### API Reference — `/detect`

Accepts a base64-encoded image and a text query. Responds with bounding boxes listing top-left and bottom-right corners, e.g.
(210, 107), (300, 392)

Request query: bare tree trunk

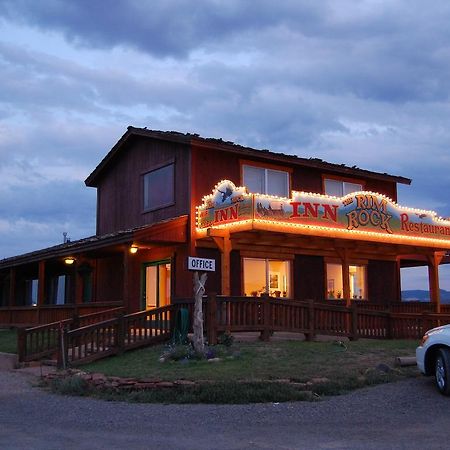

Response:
(193, 272), (207, 354)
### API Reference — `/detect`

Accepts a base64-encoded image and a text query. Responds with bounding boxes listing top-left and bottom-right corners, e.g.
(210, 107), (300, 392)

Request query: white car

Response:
(416, 324), (450, 395)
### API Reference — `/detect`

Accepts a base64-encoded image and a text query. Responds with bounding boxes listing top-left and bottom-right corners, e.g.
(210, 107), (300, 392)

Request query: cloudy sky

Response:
(1, 0), (450, 289)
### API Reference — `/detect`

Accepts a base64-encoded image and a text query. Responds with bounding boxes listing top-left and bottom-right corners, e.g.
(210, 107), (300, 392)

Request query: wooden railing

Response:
(180, 296), (450, 344)
(17, 296), (450, 366)
(61, 305), (172, 366)
(1, 301), (123, 327)
(18, 306), (125, 363)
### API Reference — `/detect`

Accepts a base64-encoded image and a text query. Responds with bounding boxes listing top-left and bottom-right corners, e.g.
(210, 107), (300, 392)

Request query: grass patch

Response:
(0, 328), (17, 353)
(92, 381), (316, 404)
(66, 338), (420, 403)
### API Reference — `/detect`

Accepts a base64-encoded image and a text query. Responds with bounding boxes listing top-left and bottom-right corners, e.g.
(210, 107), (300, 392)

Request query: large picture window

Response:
(243, 165), (289, 197)
(324, 179), (362, 197)
(243, 258), (291, 298)
(143, 163), (175, 211)
(326, 263), (367, 300)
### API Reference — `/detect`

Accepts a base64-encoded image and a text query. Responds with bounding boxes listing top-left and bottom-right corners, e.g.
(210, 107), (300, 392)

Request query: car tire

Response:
(434, 348), (450, 396)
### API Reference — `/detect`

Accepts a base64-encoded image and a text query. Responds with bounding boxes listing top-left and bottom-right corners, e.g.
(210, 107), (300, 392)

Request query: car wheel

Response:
(434, 348), (450, 396)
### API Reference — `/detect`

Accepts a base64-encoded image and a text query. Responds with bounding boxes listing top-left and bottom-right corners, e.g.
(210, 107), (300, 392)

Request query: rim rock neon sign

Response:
(196, 180), (450, 244)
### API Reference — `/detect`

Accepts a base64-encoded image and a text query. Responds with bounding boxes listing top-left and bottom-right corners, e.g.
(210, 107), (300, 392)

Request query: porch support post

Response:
(123, 247), (130, 312)
(8, 268), (16, 307)
(335, 247), (351, 306)
(74, 265), (83, 306)
(427, 252), (444, 313)
(208, 229), (231, 296)
(37, 260), (46, 306)
(37, 260), (46, 323)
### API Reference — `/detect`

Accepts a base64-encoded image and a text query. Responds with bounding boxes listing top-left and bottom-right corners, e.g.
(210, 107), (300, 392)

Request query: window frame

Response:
(322, 174), (365, 197)
(324, 259), (368, 300)
(240, 160), (292, 198)
(142, 160), (175, 213)
(242, 256), (292, 298)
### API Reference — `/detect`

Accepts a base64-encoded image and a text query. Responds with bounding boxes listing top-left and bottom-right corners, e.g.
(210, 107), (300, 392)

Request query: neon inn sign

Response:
(196, 180), (450, 248)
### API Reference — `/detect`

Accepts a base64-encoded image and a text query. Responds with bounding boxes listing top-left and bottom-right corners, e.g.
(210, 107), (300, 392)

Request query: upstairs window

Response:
(143, 163), (175, 212)
(324, 178), (363, 197)
(243, 165), (289, 197)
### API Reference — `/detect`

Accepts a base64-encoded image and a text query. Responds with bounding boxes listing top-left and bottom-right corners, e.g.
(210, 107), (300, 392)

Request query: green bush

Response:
(217, 332), (234, 347)
(50, 376), (90, 396)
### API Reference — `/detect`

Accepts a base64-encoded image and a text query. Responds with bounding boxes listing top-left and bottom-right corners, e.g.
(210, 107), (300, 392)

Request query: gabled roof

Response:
(85, 126), (411, 187)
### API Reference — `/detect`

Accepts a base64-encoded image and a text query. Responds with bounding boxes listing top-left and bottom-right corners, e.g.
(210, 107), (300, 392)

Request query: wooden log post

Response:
(207, 293), (218, 345)
(37, 260), (46, 324)
(17, 327), (26, 363)
(193, 272), (207, 354)
(305, 298), (315, 341)
(57, 324), (69, 369)
(349, 301), (358, 341)
(8, 268), (16, 324)
(427, 252), (444, 314)
(116, 313), (125, 354)
(385, 307), (392, 339)
(260, 293), (271, 342)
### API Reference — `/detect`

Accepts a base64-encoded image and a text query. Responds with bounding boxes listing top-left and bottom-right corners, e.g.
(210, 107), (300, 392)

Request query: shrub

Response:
(217, 332), (234, 347)
(50, 375), (90, 396)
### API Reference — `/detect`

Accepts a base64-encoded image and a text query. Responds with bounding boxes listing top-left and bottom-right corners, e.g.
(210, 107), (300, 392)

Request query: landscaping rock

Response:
(376, 363), (392, 373)
(156, 381), (174, 388)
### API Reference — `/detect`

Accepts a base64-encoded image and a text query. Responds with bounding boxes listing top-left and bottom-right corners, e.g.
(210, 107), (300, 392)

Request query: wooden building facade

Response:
(1, 126), (449, 326)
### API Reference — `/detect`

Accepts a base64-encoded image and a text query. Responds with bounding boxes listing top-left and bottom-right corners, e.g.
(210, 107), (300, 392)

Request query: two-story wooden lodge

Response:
(1, 126), (450, 326)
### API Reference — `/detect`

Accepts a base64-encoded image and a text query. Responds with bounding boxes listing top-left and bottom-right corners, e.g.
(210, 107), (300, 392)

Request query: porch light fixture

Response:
(64, 257), (76, 265)
(129, 245), (138, 254)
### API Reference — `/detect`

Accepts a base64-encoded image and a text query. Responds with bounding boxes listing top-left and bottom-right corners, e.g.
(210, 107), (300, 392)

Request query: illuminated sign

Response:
(196, 180), (252, 228)
(197, 180), (450, 245)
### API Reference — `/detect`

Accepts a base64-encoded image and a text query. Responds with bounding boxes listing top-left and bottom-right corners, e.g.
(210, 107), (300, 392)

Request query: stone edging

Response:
(42, 369), (332, 391)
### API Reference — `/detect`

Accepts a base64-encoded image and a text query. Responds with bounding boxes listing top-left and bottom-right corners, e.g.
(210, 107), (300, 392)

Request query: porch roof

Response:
(0, 215), (188, 269)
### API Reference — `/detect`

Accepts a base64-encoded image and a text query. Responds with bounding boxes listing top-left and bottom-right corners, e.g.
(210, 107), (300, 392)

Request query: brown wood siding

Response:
(294, 255), (325, 300)
(95, 255), (123, 302)
(191, 145), (241, 205)
(364, 179), (397, 202)
(96, 136), (190, 235)
(368, 260), (400, 304)
(230, 250), (241, 296)
(291, 167), (323, 193)
(197, 248), (222, 295)
(192, 145), (397, 201)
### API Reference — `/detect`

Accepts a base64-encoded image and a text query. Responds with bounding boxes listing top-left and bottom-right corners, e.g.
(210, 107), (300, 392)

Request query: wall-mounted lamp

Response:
(64, 257), (76, 265)
(129, 245), (138, 254)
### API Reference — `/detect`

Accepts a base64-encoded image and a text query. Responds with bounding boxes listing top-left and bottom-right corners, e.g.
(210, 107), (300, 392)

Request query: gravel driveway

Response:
(0, 369), (448, 450)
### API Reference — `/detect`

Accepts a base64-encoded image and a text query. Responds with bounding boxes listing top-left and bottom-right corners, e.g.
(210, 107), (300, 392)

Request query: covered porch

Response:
(195, 180), (450, 310)
(0, 216), (188, 327)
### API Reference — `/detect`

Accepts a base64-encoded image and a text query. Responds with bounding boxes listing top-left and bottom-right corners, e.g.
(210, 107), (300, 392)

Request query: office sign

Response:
(188, 257), (216, 272)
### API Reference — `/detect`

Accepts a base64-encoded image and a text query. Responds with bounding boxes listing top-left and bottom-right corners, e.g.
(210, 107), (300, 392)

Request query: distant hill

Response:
(401, 289), (450, 304)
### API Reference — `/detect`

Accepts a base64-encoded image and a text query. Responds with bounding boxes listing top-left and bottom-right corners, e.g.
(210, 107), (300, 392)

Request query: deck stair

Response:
(18, 305), (173, 367)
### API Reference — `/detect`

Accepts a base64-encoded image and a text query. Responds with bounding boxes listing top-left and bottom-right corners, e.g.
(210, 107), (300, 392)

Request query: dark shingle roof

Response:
(85, 126), (411, 187)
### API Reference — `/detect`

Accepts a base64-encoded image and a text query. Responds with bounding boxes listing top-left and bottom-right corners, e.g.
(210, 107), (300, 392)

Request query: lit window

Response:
(243, 165), (289, 197)
(243, 258), (291, 298)
(326, 263), (367, 300)
(143, 163), (175, 211)
(144, 261), (171, 309)
(326, 263), (343, 299)
(349, 265), (366, 299)
(324, 179), (362, 197)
